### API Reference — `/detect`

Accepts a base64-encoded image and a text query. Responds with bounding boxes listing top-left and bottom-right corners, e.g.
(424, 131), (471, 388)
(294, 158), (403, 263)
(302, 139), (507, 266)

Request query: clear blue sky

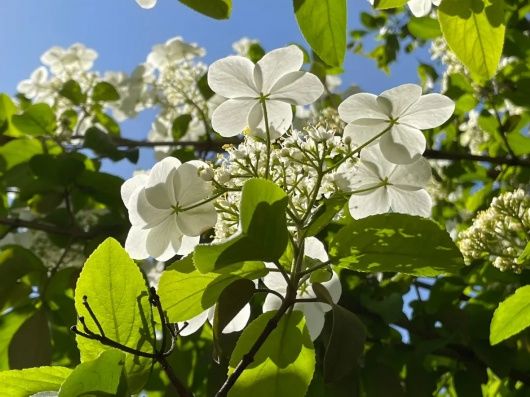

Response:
(0, 0), (430, 177)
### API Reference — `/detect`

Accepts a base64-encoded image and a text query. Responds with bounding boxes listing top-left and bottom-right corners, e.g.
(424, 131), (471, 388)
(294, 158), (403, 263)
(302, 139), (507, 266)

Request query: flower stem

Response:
(260, 99), (272, 180)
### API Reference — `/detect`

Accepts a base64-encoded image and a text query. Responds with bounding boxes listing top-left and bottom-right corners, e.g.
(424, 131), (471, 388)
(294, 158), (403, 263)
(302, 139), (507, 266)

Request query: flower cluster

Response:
(458, 189), (530, 272)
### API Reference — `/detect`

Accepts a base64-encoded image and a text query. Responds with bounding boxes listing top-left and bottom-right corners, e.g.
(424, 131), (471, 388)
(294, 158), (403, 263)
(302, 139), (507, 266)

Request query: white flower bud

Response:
(216, 170), (231, 184)
(199, 166), (215, 181)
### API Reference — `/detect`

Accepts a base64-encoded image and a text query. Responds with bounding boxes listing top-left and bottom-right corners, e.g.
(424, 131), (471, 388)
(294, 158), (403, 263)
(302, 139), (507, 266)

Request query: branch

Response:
(423, 149), (530, 167)
(0, 217), (93, 238)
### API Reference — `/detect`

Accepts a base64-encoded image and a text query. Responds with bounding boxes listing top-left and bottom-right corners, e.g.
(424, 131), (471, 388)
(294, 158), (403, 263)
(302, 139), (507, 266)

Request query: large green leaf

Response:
(490, 285), (530, 345)
(92, 82), (120, 102)
(330, 214), (464, 276)
(293, 0), (346, 67)
(74, 238), (155, 393)
(194, 178), (288, 273)
(0, 138), (44, 171)
(59, 349), (127, 396)
(438, 0), (506, 82)
(407, 17), (442, 40)
(0, 366), (72, 397)
(228, 311), (315, 397)
(158, 256), (265, 323)
(0, 305), (36, 370)
(179, 0), (232, 19)
(11, 103), (56, 136)
(9, 309), (52, 369)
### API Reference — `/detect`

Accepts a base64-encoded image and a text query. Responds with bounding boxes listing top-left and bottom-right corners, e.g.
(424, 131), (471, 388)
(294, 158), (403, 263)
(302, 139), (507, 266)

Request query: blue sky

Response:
(0, 0), (430, 174)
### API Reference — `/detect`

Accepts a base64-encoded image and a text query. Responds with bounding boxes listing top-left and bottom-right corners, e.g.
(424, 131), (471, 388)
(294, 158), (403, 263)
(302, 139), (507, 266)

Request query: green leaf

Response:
(59, 80), (86, 105)
(517, 242), (530, 265)
(490, 285), (530, 345)
(172, 114), (192, 140)
(84, 127), (138, 163)
(11, 103), (56, 136)
(0, 305), (36, 370)
(75, 170), (124, 208)
(179, 0), (232, 19)
(9, 309), (52, 369)
(92, 82), (120, 102)
(30, 154), (85, 186)
(74, 238), (155, 393)
(330, 213), (464, 276)
(93, 107), (120, 136)
(59, 350), (127, 397)
(228, 311), (315, 397)
(305, 194), (347, 237)
(158, 256), (265, 323)
(293, 0), (346, 67)
(212, 278), (255, 361)
(0, 245), (46, 311)
(373, 0), (407, 9)
(0, 93), (22, 137)
(0, 366), (72, 397)
(407, 17), (442, 39)
(438, 0), (506, 82)
(0, 138), (43, 171)
(194, 178), (288, 273)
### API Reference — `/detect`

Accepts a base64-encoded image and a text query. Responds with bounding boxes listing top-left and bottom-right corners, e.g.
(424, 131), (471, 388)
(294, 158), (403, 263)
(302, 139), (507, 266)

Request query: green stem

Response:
(260, 99), (272, 180)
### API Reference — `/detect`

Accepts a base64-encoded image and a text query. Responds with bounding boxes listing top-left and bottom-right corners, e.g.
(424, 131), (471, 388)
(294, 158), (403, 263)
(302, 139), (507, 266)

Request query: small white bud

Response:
(216, 170), (231, 184)
(199, 166), (215, 181)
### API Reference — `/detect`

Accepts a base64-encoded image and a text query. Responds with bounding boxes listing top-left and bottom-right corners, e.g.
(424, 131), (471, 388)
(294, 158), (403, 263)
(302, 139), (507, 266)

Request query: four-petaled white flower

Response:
(343, 146), (432, 219)
(121, 157), (217, 261)
(17, 67), (53, 104)
(136, 0), (157, 9)
(147, 37), (205, 70)
(263, 237), (342, 341)
(41, 43), (98, 78)
(208, 45), (324, 138)
(367, 0), (440, 17)
(338, 83), (454, 164)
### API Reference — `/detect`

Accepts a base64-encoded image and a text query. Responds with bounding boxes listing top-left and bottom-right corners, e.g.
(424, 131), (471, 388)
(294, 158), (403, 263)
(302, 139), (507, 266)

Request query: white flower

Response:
(338, 84), (454, 164)
(208, 45), (324, 138)
(263, 237), (341, 340)
(17, 67), (54, 103)
(343, 146), (432, 219)
(121, 157), (217, 261)
(232, 37), (259, 57)
(178, 304), (251, 336)
(366, 0), (440, 17)
(147, 37), (205, 70)
(41, 44), (97, 77)
(136, 0), (157, 9)
(407, 0), (441, 17)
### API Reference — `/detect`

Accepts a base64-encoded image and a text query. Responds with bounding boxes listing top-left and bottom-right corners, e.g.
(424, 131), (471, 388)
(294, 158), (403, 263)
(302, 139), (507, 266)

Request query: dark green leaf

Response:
(373, 0), (407, 9)
(59, 80), (86, 105)
(84, 127), (138, 163)
(172, 114), (192, 140)
(92, 81), (120, 102)
(407, 17), (442, 39)
(30, 154), (85, 186)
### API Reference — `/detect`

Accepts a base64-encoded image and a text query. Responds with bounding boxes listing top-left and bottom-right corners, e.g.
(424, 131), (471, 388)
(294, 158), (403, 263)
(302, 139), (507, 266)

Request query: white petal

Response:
(343, 119), (390, 147)
(248, 99), (292, 138)
(130, 188), (171, 226)
(297, 305), (325, 341)
(390, 157), (432, 189)
(255, 45), (303, 93)
(146, 216), (180, 261)
(263, 293), (283, 312)
(268, 71), (324, 105)
(211, 99), (257, 137)
(432, 0), (441, 5)
(360, 145), (397, 178)
(407, 0), (432, 17)
(262, 271), (288, 293)
(399, 93), (455, 129)
(208, 56), (258, 98)
(121, 173), (148, 208)
(178, 235), (200, 256)
(348, 188), (391, 219)
(388, 188), (432, 217)
(379, 124), (426, 164)
(136, 0), (157, 9)
(304, 237), (329, 262)
(320, 271), (342, 304)
(145, 157), (181, 208)
(174, 162), (212, 207)
(179, 310), (209, 336)
(379, 84), (422, 118)
(176, 202), (217, 236)
(125, 226), (150, 259)
(210, 304), (251, 334)
(338, 93), (387, 123)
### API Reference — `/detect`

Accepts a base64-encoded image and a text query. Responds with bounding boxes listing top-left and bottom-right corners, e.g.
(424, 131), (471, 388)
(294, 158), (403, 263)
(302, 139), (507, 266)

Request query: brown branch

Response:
(423, 149), (530, 167)
(0, 218), (92, 238)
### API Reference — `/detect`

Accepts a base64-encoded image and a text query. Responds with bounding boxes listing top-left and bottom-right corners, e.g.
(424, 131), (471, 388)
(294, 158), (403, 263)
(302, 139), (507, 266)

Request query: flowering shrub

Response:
(1, 0), (530, 395)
